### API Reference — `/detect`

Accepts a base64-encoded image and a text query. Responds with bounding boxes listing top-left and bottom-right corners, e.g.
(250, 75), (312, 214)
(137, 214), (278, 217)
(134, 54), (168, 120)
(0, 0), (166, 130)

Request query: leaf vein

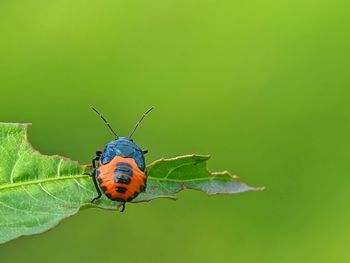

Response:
(38, 183), (67, 203)
(21, 186), (41, 202)
(163, 162), (195, 179)
(73, 179), (94, 194)
(57, 159), (63, 177)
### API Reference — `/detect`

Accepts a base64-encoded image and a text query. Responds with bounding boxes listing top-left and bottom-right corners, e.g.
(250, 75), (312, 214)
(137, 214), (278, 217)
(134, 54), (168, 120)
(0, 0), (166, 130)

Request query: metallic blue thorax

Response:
(100, 137), (146, 171)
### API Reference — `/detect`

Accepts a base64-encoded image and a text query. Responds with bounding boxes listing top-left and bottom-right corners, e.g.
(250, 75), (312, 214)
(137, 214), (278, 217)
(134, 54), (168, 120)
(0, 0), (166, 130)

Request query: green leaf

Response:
(133, 155), (260, 202)
(0, 123), (262, 244)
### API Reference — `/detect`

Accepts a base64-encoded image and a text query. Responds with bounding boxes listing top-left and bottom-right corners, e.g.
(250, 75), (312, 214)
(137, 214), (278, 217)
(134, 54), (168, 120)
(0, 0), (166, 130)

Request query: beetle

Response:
(90, 106), (153, 212)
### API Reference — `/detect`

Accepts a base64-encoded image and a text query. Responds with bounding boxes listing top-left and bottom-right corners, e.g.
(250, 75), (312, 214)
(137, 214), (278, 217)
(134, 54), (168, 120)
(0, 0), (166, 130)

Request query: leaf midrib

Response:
(0, 173), (231, 191)
(147, 174), (229, 182)
(0, 174), (89, 191)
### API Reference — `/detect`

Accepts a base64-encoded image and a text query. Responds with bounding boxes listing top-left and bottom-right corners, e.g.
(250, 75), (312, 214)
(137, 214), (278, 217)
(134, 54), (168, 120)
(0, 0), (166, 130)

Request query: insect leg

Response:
(117, 202), (126, 212)
(91, 152), (102, 203)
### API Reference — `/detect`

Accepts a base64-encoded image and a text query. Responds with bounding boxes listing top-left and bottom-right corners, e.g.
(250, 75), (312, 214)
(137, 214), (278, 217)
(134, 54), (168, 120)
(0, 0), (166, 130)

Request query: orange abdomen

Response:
(96, 156), (147, 202)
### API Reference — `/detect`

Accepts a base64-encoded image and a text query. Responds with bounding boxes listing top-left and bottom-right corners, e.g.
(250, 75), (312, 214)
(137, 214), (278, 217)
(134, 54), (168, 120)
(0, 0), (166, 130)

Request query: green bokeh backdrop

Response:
(0, 0), (349, 262)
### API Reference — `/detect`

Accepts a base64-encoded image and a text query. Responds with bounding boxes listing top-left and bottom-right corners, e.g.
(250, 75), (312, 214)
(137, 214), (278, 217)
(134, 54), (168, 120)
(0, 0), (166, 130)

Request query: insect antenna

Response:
(128, 107), (154, 138)
(90, 106), (118, 138)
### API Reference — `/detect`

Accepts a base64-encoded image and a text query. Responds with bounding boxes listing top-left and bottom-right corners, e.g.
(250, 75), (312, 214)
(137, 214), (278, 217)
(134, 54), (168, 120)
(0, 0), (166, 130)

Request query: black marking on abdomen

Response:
(115, 167), (133, 176)
(116, 187), (127, 193)
(116, 162), (132, 168)
(114, 175), (131, 184)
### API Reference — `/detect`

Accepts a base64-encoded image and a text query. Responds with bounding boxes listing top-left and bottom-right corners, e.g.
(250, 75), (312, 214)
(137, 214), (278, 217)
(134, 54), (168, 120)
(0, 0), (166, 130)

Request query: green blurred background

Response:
(0, 0), (349, 262)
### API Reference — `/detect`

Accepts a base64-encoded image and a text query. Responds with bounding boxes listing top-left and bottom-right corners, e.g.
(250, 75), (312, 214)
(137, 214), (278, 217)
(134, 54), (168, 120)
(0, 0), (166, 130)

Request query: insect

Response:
(90, 106), (153, 212)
